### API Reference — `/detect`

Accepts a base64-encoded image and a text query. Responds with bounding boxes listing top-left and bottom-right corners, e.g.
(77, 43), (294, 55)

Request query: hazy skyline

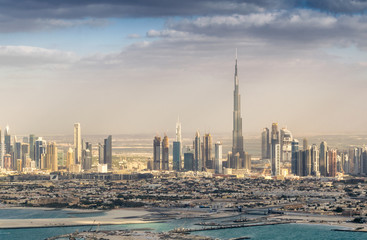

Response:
(1, 0), (367, 136)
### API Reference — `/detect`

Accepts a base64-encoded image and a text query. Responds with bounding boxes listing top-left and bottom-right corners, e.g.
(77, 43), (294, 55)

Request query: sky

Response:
(1, 0), (367, 136)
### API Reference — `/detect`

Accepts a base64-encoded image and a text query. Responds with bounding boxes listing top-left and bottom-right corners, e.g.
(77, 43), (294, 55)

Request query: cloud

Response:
(0, 1), (366, 33)
(127, 34), (141, 39)
(0, 45), (78, 67)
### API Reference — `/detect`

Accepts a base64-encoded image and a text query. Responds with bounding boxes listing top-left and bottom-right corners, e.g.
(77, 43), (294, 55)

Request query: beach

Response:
(0, 207), (150, 229)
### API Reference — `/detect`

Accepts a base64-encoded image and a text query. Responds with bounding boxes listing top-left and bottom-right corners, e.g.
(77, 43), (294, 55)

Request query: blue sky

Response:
(0, 17), (166, 55)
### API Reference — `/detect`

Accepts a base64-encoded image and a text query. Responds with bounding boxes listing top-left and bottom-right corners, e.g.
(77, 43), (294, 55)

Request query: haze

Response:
(0, 0), (367, 136)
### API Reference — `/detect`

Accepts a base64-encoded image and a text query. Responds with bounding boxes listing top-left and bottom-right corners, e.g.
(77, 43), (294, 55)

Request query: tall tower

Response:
(162, 134), (169, 170)
(261, 128), (270, 160)
(232, 51), (246, 163)
(215, 142), (223, 174)
(46, 142), (58, 171)
(104, 135), (112, 169)
(74, 123), (82, 165)
(173, 117), (182, 171)
(271, 123), (280, 175)
(202, 133), (212, 169)
(153, 135), (161, 170)
(194, 130), (201, 171)
(4, 125), (11, 155)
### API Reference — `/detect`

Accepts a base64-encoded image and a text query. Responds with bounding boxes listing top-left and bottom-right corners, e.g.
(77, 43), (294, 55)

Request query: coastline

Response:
(0, 207), (152, 229)
(271, 214), (367, 232)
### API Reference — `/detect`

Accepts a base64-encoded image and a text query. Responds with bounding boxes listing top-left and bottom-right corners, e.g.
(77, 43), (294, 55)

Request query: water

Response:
(0, 209), (366, 240)
(0, 208), (105, 219)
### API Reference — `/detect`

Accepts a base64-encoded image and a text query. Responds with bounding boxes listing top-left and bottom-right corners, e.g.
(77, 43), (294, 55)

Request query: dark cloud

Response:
(0, 0), (366, 32)
(303, 0), (367, 14)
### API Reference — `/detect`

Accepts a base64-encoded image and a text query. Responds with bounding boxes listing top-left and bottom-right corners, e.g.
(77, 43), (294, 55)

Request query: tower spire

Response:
(235, 49), (238, 86)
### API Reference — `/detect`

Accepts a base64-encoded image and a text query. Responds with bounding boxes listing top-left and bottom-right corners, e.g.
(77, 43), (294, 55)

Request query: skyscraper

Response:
(0, 128), (3, 168)
(35, 137), (46, 169)
(98, 143), (104, 164)
(161, 134), (169, 170)
(311, 144), (319, 176)
(202, 133), (212, 169)
(176, 117), (182, 157)
(194, 131), (201, 171)
(280, 128), (293, 163)
(232, 52), (246, 166)
(83, 142), (92, 170)
(173, 118), (182, 171)
(303, 138), (308, 151)
(4, 125), (11, 154)
(271, 123), (280, 175)
(328, 149), (337, 177)
(319, 141), (328, 176)
(153, 136), (161, 170)
(66, 147), (74, 170)
(291, 139), (299, 175)
(261, 128), (270, 160)
(46, 142), (58, 171)
(173, 141), (181, 171)
(74, 123), (82, 165)
(215, 142), (223, 174)
(104, 135), (112, 169)
(29, 134), (36, 161)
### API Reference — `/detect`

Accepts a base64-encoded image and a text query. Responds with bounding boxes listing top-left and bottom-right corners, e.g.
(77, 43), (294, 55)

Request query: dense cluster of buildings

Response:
(262, 123), (367, 178)
(148, 55), (251, 174)
(1, 175), (366, 216)
(0, 123), (112, 174)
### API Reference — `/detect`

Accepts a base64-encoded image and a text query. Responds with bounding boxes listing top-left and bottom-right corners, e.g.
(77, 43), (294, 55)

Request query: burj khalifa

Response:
(232, 52), (246, 161)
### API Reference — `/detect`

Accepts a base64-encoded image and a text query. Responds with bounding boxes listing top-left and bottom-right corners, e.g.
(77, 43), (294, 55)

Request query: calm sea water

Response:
(0, 209), (366, 240)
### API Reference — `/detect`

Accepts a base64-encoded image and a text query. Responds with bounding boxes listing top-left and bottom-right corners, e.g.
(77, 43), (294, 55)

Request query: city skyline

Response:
(0, 1), (367, 135)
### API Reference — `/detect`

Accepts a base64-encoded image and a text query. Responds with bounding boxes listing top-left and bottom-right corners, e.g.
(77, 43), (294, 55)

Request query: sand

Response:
(0, 208), (151, 229)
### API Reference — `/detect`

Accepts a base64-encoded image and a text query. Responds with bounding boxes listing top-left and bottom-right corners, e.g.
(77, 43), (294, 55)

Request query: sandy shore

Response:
(271, 214), (367, 232)
(0, 208), (151, 229)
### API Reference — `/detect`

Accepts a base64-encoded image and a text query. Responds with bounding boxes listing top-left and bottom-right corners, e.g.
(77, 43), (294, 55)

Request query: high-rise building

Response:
(184, 151), (194, 171)
(4, 125), (11, 154)
(202, 133), (212, 169)
(46, 142), (58, 171)
(215, 142), (223, 174)
(271, 123), (280, 175)
(161, 134), (169, 170)
(29, 134), (36, 161)
(153, 136), (161, 170)
(173, 141), (181, 171)
(304, 148), (312, 176)
(104, 135), (112, 169)
(362, 150), (367, 175)
(261, 128), (270, 160)
(352, 147), (362, 175)
(311, 144), (319, 176)
(319, 141), (328, 176)
(303, 138), (308, 151)
(291, 139), (299, 175)
(83, 142), (92, 170)
(98, 143), (104, 164)
(176, 117), (182, 158)
(0, 128), (3, 168)
(280, 128), (293, 163)
(66, 147), (74, 170)
(328, 149), (337, 177)
(35, 137), (46, 169)
(194, 131), (201, 171)
(232, 52), (246, 168)
(74, 123), (82, 165)
(273, 143), (281, 176)
(14, 140), (22, 162)
(21, 143), (29, 168)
